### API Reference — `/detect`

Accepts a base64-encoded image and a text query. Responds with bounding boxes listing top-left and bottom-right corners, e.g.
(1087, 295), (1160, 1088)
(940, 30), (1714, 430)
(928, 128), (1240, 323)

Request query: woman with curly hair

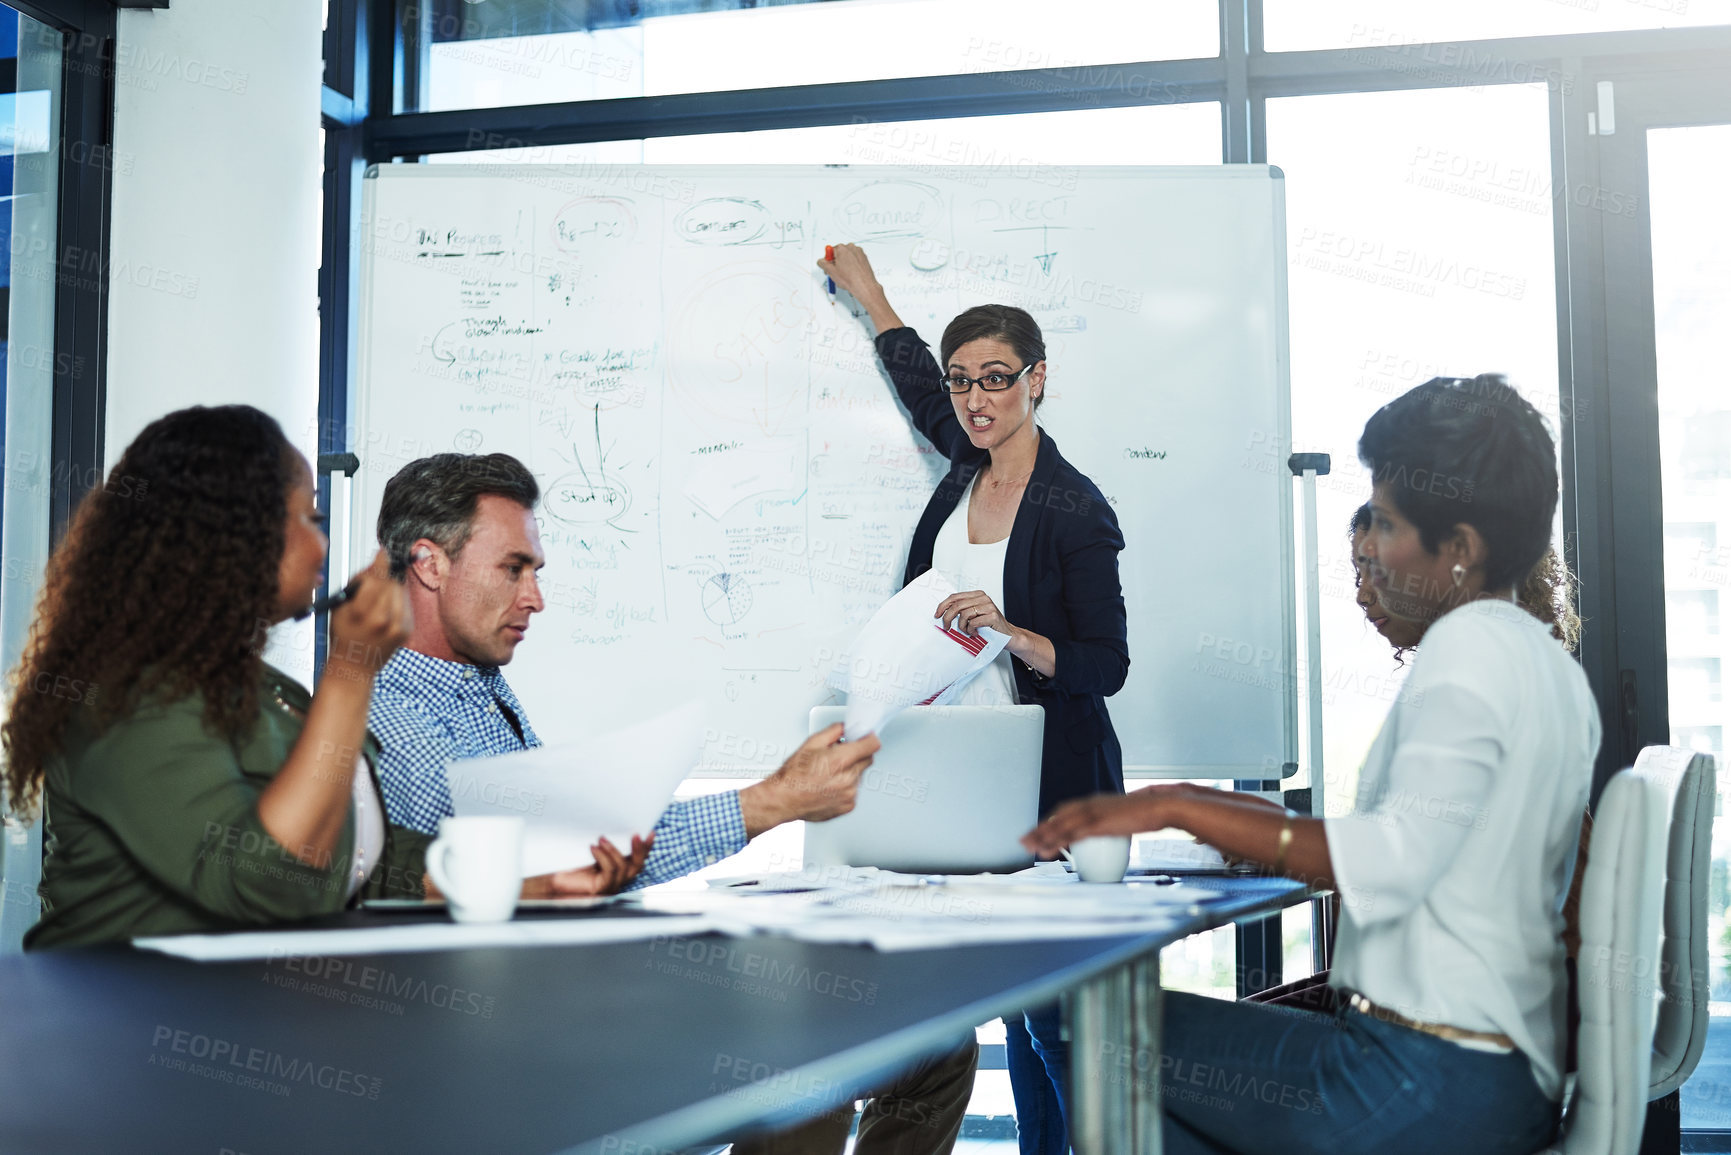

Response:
(9, 405), (646, 949)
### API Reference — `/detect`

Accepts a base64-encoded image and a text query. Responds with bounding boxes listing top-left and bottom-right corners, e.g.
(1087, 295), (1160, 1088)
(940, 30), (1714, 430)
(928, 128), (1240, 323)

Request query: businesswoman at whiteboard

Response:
(820, 244), (1130, 1155)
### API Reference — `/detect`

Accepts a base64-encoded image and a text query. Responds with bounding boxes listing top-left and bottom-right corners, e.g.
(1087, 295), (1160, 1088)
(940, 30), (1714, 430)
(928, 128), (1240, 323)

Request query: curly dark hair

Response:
(1520, 546), (1582, 653)
(3, 405), (297, 817)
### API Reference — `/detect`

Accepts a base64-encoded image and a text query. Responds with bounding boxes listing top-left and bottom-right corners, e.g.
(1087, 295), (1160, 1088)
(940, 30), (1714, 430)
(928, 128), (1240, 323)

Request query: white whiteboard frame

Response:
(351, 163), (1299, 782)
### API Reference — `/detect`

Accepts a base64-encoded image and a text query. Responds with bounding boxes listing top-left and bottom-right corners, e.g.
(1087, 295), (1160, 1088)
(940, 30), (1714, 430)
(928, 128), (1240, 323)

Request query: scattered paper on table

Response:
(1134, 839), (1233, 873)
(363, 896), (621, 912)
(133, 914), (717, 963)
(447, 702), (704, 875)
(706, 864), (888, 893)
(654, 866), (1219, 951)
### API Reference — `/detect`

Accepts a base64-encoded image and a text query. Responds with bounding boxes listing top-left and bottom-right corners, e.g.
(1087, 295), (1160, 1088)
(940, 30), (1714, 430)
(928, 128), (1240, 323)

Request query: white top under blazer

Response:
(929, 474), (1018, 706)
(1326, 596), (1599, 1101)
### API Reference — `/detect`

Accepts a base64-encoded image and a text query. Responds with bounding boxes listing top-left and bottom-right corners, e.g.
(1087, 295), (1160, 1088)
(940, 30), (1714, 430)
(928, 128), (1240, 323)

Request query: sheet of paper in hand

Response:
(830, 568), (1010, 740)
(446, 702), (704, 875)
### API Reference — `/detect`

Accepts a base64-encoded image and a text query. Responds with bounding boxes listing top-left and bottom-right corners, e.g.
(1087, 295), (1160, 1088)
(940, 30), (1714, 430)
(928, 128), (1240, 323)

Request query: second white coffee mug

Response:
(1061, 835), (1132, 884)
(426, 815), (525, 923)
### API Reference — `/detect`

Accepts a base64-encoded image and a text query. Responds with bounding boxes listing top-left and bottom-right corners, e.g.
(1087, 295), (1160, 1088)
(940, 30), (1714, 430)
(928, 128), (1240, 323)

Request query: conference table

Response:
(0, 876), (1310, 1155)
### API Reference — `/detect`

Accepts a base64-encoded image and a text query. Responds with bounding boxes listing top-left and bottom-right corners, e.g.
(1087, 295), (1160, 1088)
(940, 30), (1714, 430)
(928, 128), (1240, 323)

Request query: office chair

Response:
(1636, 746), (1717, 1102)
(1543, 761), (1673, 1154)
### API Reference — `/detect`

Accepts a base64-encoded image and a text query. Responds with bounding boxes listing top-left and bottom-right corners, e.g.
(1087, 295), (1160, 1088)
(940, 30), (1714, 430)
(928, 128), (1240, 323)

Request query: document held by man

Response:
(446, 702), (705, 875)
(831, 568), (1010, 739)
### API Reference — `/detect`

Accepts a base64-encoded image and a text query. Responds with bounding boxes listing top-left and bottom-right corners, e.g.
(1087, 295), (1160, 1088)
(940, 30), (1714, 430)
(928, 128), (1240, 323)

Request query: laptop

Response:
(803, 705), (1045, 874)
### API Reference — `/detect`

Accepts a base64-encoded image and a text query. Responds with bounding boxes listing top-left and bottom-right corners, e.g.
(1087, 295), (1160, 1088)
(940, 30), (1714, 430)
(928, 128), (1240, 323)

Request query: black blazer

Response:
(876, 327), (1129, 817)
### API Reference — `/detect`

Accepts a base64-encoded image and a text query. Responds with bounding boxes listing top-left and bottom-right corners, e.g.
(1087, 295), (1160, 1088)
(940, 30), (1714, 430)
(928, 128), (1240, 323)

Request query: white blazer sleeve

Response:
(1326, 680), (1505, 927)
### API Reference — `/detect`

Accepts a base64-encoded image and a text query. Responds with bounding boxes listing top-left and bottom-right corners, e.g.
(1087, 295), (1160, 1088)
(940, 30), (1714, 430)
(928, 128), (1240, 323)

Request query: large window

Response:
(426, 0), (1220, 110)
(1268, 82), (1560, 812)
(1264, 0), (1731, 50)
(429, 102), (1223, 167)
(1649, 123), (1731, 1133)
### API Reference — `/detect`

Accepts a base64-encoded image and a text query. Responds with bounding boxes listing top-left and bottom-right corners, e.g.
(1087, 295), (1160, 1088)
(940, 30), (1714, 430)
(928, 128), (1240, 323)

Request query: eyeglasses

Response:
(941, 364), (1032, 395)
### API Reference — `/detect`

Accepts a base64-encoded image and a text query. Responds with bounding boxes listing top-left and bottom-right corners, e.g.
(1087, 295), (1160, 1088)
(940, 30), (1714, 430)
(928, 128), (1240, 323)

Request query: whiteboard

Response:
(354, 164), (1295, 778)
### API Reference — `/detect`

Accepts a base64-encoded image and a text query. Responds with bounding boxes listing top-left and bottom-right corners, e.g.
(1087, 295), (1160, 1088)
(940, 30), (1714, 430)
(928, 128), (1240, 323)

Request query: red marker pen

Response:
(824, 245), (836, 297)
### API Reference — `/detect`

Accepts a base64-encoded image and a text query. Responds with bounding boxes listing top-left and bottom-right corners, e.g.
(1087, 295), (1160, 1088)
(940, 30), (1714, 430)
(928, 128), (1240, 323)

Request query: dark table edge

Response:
(2, 882), (1312, 1154)
(552, 882), (1314, 1155)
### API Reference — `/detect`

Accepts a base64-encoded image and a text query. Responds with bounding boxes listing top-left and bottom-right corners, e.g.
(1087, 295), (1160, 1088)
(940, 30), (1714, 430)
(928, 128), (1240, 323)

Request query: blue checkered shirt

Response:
(368, 648), (746, 888)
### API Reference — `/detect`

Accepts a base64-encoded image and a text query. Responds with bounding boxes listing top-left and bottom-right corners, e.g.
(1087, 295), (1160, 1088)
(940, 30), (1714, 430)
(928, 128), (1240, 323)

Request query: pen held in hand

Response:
(294, 579), (359, 621)
(295, 548), (428, 621)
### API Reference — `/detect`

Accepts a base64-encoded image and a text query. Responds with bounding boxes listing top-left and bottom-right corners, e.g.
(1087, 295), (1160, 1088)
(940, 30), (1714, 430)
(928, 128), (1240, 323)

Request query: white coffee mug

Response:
(1061, 835), (1132, 884)
(426, 816), (525, 923)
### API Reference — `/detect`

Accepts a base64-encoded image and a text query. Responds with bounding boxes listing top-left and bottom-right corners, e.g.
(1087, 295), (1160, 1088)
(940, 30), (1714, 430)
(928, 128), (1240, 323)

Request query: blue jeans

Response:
(1159, 992), (1558, 1155)
(1005, 1002), (1071, 1155)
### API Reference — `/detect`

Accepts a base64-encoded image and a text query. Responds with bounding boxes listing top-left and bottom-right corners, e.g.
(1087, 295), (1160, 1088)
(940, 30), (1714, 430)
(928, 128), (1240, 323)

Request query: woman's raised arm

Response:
(819, 244), (969, 459)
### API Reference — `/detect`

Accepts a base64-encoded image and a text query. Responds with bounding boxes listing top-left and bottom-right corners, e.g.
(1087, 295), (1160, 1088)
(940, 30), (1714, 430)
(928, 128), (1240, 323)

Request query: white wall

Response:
(105, 0), (325, 677)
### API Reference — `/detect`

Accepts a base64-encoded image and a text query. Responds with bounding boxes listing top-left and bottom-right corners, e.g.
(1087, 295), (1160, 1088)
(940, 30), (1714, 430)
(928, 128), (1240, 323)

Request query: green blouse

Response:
(26, 664), (430, 950)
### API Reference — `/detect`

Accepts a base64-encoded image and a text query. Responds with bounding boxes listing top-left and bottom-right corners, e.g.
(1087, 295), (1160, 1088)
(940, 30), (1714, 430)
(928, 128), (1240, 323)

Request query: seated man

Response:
(367, 452), (873, 886)
(368, 453), (975, 1155)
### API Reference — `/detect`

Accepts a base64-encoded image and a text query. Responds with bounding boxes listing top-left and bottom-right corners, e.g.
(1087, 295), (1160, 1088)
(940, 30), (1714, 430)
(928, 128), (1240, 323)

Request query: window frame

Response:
(11, 0), (117, 536)
(0, 0), (125, 956)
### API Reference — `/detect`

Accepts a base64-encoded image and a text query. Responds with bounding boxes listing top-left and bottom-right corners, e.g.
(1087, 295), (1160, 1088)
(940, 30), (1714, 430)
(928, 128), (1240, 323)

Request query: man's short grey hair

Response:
(377, 453), (540, 579)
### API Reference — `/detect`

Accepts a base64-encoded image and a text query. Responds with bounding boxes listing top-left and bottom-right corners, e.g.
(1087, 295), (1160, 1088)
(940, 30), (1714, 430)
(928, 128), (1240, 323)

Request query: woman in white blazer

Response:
(1025, 375), (1598, 1155)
